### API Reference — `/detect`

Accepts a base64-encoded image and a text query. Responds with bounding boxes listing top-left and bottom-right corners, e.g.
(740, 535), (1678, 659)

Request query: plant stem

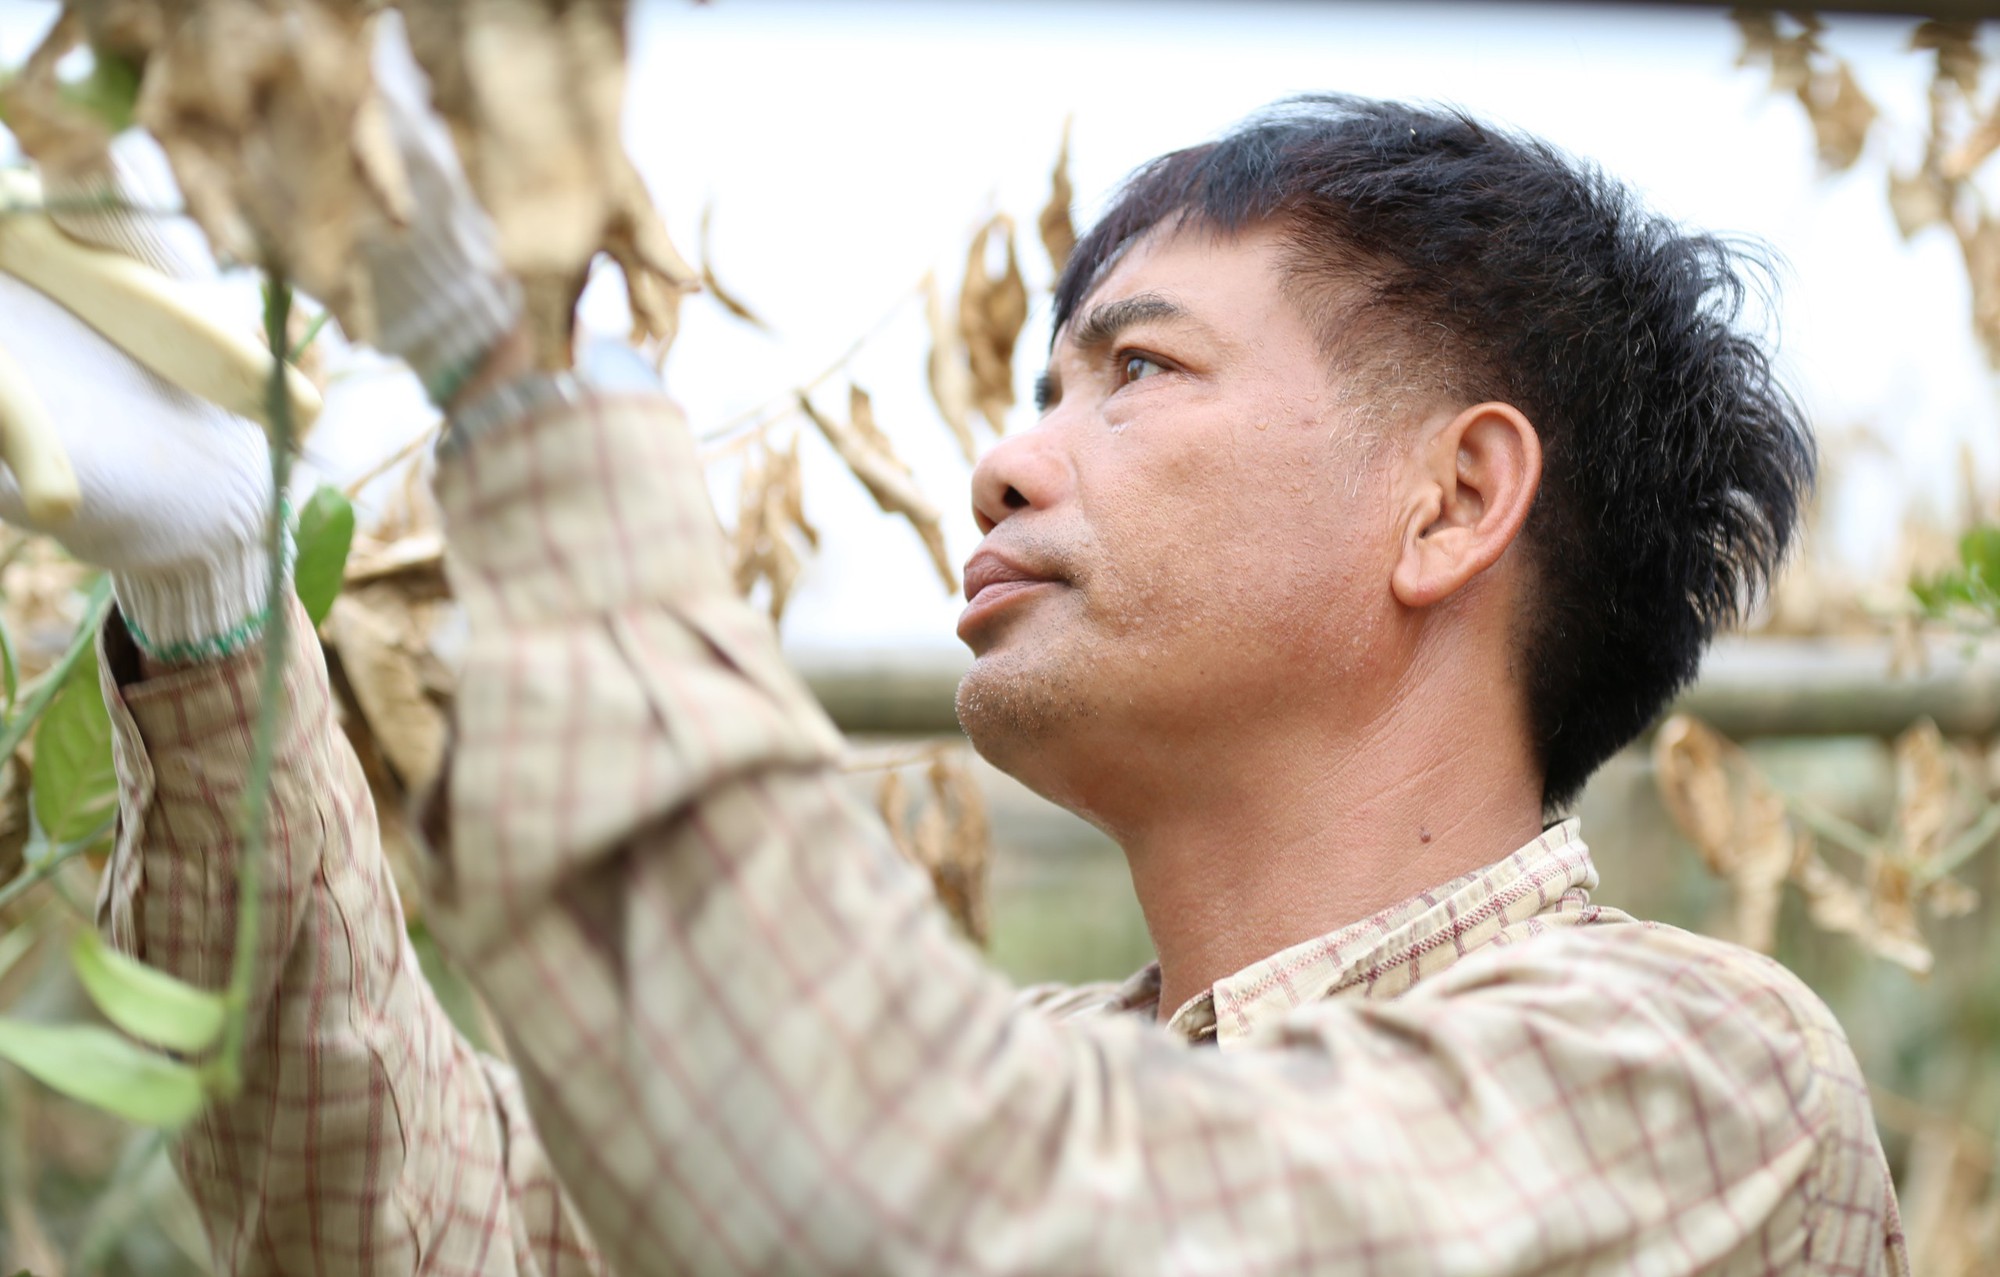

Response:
(1781, 791), (1881, 862)
(212, 274), (295, 1100)
(0, 824), (106, 914)
(0, 576), (113, 764)
(1925, 800), (2000, 883)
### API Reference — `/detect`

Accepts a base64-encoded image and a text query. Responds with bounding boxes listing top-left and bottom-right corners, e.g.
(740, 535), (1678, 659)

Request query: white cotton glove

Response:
(358, 11), (520, 405)
(0, 146), (279, 665)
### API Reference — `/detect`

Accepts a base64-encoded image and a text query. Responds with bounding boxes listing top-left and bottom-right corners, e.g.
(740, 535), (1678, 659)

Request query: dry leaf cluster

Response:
(869, 744), (992, 946)
(957, 213), (1030, 436)
(730, 433), (816, 623)
(321, 477), (453, 918)
(5, 0), (698, 372)
(1654, 713), (1983, 974)
(1736, 11), (1879, 171)
(799, 385), (957, 596)
(1739, 16), (2000, 367)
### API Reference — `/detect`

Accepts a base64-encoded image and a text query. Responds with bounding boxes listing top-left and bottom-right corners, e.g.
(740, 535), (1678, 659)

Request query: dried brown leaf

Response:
(1797, 63), (1877, 172)
(730, 434), (813, 623)
(1892, 719), (1954, 866)
(925, 751), (991, 946)
(960, 213), (1028, 434)
(873, 749), (990, 945)
(0, 9), (113, 180)
(925, 270), (977, 463)
(1957, 212), (2000, 367)
(1889, 166), (1954, 239)
(1795, 850), (1935, 974)
(324, 584), (448, 795)
(1653, 715), (1737, 872)
(1038, 116), (1077, 277)
(1911, 19), (1983, 100)
(698, 204), (769, 331)
(876, 768), (917, 863)
(1734, 9), (1817, 94)
(1926, 874), (1979, 918)
(800, 386), (957, 594)
(1942, 110), (2000, 182)
(393, 0), (698, 366)
(136, 1), (384, 306)
(1653, 714), (1794, 952)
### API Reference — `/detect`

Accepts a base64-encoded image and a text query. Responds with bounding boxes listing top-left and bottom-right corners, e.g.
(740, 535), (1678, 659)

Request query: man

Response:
(0, 20), (1903, 1274)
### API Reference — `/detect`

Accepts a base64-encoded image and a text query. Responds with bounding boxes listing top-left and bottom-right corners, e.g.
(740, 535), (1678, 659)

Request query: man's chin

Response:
(953, 646), (1096, 782)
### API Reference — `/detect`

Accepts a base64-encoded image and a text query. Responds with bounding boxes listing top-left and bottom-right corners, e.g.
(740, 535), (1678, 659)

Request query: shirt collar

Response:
(1143, 819), (1598, 1047)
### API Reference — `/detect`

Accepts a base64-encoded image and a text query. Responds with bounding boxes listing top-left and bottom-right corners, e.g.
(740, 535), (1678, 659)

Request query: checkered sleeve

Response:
(427, 394), (1906, 1275)
(93, 603), (605, 1276)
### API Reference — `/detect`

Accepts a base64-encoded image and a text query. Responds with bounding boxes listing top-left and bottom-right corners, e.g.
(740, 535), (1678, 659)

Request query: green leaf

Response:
(0, 616), (18, 713)
(292, 484), (355, 628)
(0, 1018), (205, 1126)
(0, 578), (113, 765)
(0, 924), (36, 986)
(288, 310), (331, 364)
(70, 932), (226, 1054)
(57, 51), (142, 133)
(30, 643), (116, 848)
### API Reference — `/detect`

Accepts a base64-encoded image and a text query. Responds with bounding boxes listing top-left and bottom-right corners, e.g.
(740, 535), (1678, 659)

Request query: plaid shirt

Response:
(94, 391), (1908, 1275)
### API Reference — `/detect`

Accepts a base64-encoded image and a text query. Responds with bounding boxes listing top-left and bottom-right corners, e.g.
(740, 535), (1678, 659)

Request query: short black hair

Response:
(1055, 95), (1813, 810)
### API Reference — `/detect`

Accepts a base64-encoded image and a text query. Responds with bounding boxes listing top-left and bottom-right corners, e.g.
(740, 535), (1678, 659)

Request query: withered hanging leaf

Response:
(960, 214), (1029, 435)
(1797, 63), (1877, 172)
(1891, 719), (1954, 866)
(1955, 213), (2000, 367)
(698, 204), (769, 331)
(1910, 19), (1983, 100)
(924, 270), (977, 463)
(1652, 715), (1793, 952)
(1794, 848), (1935, 974)
(730, 433), (815, 623)
(1942, 110), (2000, 182)
(0, 10), (114, 181)
(135, 1), (387, 306)
(800, 386), (957, 594)
(922, 751), (991, 946)
(1653, 715), (1737, 871)
(392, 0), (699, 368)
(1038, 116), (1077, 277)
(1889, 166), (1953, 239)
(324, 584), (448, 796)
(873, 749), (991, 946)
(1734, 9), (1818, 94)
(1731, 8), (1782, 71)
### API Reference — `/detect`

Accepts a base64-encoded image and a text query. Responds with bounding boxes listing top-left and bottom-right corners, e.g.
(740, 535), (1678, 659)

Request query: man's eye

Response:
(1121, 354), (1166, 385)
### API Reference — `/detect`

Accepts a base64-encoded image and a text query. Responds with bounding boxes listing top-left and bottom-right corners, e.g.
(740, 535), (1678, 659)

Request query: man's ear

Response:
(1391, 401), (1542, 609)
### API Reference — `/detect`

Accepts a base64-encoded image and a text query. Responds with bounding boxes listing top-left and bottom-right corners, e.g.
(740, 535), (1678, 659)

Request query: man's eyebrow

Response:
(1065, 292), (1195, 351)
(1039, 292), (1200, 411)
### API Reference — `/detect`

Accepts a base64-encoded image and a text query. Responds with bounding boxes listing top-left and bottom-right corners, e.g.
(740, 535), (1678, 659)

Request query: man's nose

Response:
(969, 425), (1072, 534)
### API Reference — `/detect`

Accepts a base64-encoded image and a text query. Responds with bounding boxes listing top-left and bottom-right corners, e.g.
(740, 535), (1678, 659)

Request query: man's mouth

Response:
(958, 548), (1063, 637)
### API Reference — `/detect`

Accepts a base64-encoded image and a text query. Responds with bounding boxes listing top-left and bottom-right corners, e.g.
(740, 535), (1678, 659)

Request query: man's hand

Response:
(0, 151), (278, 666)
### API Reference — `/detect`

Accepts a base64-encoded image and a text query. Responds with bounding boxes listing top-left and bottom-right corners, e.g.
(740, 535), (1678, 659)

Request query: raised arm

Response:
(0, 147), (603, 1274)
(97, 602), (601, 1276)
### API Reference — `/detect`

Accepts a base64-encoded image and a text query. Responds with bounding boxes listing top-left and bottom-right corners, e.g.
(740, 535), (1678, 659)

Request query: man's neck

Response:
(1110, 663), (1545, 1022)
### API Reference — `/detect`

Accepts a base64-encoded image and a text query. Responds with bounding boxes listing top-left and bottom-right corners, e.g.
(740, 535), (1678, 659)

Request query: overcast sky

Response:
(2, 2), (1988, 655)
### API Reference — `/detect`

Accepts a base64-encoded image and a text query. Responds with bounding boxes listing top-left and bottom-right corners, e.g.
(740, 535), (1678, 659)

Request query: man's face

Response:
(954, 220), (1410, 824)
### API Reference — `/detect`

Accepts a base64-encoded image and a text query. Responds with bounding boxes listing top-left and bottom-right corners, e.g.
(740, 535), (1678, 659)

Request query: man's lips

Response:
(962, 549), (1062, 604)
(958, 549), (1064, 637)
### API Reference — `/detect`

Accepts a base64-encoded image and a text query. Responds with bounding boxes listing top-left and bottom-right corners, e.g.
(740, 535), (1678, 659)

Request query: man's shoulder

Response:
(1438, 914), (1874, 1130)
(1457, 912), (1852, 1040)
